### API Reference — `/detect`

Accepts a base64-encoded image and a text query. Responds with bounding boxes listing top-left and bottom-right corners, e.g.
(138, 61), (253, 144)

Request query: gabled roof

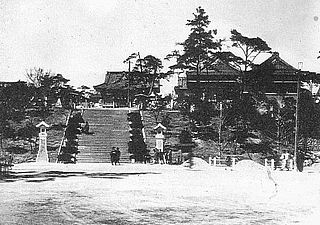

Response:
(249, 52), (320, 92)
(94, 71), (128, 90)
(94, 71), (155, 91)
(256, 52), (297, 73)
(154, 123), (167, 131)
(187, 57), (240, 76)
(104, 71), (127, 84)
(36, 121), (50, 128)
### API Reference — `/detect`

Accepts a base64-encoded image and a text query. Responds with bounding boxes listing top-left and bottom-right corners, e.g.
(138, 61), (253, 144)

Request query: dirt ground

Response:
(1, 162), (320, 225)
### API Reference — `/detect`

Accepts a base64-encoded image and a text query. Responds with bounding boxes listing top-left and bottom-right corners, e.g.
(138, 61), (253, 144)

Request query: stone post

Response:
(232, 158), (236, 167)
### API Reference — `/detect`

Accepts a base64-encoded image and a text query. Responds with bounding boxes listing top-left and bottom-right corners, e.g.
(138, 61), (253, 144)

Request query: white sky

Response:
(1, 0), (320, 88)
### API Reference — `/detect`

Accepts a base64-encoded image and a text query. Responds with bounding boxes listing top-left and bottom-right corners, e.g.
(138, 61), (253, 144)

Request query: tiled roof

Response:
(94, 71), (128, 90)
(187, 58), (240, 77)
(94, 71), (154, 91)
(258, 52), (297, 71)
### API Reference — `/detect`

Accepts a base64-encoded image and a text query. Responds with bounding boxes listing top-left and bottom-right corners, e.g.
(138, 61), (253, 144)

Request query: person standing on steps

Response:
(110, 147), (117, 165)
(82, 121), (90, 134)
(115, 147), (121, 165)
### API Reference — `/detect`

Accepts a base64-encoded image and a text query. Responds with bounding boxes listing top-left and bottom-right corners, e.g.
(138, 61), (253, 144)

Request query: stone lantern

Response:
(36, 121), (50, 163)
(154, 123), (166, 152)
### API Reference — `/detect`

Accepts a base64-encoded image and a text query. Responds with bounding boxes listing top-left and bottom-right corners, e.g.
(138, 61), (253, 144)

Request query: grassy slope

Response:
(3, 108), (70, 163)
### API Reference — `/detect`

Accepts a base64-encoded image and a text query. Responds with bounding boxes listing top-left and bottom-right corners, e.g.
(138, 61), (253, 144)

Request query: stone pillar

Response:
(36, 121), (50, 163)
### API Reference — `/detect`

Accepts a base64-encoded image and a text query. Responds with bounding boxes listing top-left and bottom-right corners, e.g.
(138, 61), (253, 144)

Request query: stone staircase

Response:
(77, 109), (131, 163)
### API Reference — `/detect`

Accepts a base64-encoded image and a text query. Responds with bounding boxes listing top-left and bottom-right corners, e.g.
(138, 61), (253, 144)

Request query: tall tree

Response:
(139, 55), (164, 95)
(168, 6), (222, 126)
(26, 68), (75, 111)
(173, 7), (221, 87)
(166, 7), (224, 156)
(130, 54), (164, 95)
(221, 30), (273, 157)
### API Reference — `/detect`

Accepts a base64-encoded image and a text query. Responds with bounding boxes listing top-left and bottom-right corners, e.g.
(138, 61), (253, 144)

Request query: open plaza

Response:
(0, 162), (320, 225)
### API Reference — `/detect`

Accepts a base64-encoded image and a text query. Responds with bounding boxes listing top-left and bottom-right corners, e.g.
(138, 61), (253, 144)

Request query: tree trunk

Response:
(148, 73), (156, 96)
(29, 139), (33, 152)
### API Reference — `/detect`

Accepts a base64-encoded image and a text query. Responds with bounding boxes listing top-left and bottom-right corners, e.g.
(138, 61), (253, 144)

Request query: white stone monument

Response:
(36, 121), (50, 163)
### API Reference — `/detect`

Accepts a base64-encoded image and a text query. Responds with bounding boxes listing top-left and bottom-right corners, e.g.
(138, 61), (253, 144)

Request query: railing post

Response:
(289, 159), (294, 170)
(209, 156), (212, 166)
(265, 158), (268, 167)
(271, 159), (275, 170)
(213, 157), (217, 167)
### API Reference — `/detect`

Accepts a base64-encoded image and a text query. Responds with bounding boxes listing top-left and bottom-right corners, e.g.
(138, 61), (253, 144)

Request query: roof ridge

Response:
(261, 52), (297, 70)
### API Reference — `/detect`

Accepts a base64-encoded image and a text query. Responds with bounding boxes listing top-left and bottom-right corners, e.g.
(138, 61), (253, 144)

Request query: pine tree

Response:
(174, 7), (221, 89)
(230, 29), (271, 72)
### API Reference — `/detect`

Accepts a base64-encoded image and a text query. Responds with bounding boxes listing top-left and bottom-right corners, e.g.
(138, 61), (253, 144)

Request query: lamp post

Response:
(218, 101), (223, 157)
(294, 62), (303, 171)
(124, 53), (139, 108)
(128, 60), (131, 108)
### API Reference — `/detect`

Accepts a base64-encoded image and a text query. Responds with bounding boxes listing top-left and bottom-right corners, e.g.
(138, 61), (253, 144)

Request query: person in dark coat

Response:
(110, 147), (117, 165)
(115, 147), (121, 165)
(82, 121), (90, 134)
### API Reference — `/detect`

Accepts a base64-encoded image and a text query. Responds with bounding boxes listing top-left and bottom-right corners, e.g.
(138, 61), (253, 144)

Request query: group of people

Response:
(110, 147), (121, 165)
(150, 148), (173, 164)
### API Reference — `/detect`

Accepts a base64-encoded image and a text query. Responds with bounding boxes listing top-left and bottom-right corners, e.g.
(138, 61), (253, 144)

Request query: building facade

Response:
(175, 52), (320, 101)
(94, 71), (160, 108)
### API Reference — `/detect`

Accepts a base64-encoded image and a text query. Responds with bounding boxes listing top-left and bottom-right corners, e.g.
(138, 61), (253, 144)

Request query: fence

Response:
(208, 155), (240, 168)
(209, 156), (294, 171)
(265, 158), (294, 170)
(0, 155), (13, 176)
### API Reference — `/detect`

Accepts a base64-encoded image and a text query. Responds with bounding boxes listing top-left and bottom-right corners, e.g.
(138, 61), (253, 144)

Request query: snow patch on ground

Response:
(181, 157), (211, 170)
(1, 162), (319, 224)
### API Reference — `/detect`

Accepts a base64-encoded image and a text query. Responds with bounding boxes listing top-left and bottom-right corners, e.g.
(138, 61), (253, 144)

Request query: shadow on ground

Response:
(0, 170), (160, 183)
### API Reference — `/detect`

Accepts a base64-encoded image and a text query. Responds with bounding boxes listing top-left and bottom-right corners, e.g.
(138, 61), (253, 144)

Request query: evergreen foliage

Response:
(127, 112), (147, 162)
(58, 112), (83, 163)
(124, 53), (165, 96)
(173, 6), (221, 75)
(26, 68), (78, 112)
(230, 29), (271, 72)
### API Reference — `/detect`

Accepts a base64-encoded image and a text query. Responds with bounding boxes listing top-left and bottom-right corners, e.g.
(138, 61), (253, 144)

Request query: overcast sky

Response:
(1, 0), (319, 88)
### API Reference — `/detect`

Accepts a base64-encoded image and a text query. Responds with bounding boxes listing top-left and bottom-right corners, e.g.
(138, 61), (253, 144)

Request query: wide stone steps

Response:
(77, 109), (131, 163)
